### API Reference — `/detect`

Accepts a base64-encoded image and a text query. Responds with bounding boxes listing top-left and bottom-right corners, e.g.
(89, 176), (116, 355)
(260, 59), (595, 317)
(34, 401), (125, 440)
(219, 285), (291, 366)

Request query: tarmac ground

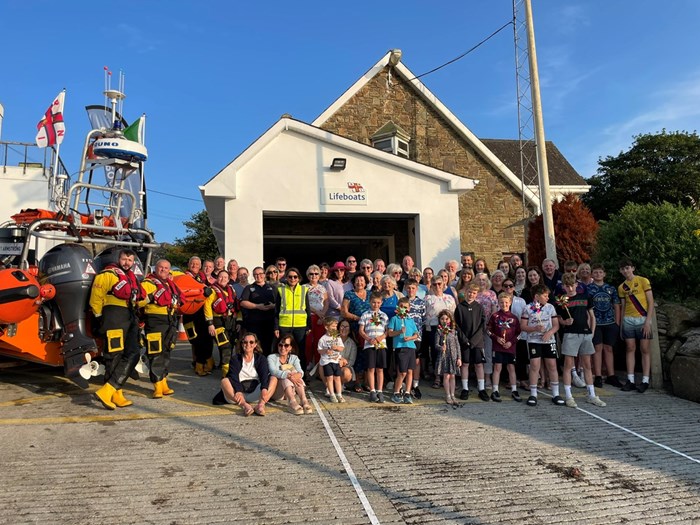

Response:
(1, 342), (699, 525)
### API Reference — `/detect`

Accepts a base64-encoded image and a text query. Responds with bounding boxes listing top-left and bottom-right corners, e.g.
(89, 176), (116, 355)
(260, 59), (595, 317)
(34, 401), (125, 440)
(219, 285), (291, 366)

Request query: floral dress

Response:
(434, 328), (460, 376)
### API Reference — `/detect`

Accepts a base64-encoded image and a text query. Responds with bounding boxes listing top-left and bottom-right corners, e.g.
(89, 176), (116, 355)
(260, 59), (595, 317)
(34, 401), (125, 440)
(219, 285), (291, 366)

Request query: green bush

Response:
(595, 202), (700, 299)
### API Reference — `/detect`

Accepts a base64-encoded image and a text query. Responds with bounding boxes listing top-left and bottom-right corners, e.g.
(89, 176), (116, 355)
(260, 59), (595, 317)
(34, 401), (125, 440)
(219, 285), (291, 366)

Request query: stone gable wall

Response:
(320, 67), (531, 267)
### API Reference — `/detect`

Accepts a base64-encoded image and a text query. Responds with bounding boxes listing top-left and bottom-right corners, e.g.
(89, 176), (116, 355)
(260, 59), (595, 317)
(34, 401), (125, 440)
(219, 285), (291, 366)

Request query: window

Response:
(371, 121), (411, 159)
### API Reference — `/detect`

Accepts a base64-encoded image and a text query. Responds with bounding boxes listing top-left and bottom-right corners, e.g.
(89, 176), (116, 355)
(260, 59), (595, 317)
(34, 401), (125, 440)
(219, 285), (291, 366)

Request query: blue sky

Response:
(2, 1), (699, 243)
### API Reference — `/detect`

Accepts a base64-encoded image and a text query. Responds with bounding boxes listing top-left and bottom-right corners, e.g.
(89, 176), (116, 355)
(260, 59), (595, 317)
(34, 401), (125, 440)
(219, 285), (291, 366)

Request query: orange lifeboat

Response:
(0, 268), (55, 325)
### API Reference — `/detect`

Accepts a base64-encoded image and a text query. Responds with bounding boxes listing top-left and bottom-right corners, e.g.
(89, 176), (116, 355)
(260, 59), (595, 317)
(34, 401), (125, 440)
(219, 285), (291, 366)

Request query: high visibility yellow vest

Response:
(278, 284), (308, 328)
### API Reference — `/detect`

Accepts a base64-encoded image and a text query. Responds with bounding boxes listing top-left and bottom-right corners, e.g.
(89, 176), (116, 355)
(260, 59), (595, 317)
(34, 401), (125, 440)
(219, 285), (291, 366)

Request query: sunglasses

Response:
(503, 284), (515, 288)
(278, 343), (291, 348)
(287, 275), (299, 280)
(266, 271), (278, 275)
(308, 272), (319, 276)
(242, 340), (256, 346)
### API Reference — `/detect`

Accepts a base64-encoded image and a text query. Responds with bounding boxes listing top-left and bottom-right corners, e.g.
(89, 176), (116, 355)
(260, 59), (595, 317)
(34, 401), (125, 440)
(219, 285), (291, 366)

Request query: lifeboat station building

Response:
(201, 51), (588, 271)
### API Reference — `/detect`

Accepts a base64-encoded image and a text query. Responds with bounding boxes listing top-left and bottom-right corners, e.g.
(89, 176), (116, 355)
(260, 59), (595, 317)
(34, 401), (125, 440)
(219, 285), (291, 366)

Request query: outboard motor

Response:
(40, 243), (98, 388)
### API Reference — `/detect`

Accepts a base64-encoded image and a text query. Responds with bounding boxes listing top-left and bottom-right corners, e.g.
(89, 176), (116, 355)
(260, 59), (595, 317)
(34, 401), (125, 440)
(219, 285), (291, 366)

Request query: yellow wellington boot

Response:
(221, 364), (229, 378)
(94, 383), (117, 410)
(161, 377), (175, 396)
(112, 389), (133, 408)
(204, 357), (215, 373)
(152, 381), (164, 399)
(195, 363), (208, 376)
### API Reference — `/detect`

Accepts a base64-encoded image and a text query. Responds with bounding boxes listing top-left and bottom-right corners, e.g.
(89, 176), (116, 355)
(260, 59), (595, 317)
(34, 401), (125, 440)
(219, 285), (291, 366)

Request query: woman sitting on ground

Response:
(216, 333), (272, 416)
(267, 334), (312, 415)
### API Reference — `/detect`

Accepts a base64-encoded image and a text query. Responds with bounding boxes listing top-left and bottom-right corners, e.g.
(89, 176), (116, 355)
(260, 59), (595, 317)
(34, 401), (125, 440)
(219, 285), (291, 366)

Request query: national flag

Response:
(123, 114), (145, 144)
(35, 91), (66, 148)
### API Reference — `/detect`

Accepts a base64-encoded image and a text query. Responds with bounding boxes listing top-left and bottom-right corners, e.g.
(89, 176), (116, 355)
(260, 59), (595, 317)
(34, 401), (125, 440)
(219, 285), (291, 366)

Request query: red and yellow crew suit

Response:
(90, 264), (145, 409)
(182, 270), (214, 375)
(139, 274), (181, 397)
(203, 282), (239, 377)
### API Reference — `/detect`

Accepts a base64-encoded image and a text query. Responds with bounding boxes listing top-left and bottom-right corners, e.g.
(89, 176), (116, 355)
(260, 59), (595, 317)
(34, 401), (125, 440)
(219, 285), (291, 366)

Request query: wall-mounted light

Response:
(330, 158), (347, 170)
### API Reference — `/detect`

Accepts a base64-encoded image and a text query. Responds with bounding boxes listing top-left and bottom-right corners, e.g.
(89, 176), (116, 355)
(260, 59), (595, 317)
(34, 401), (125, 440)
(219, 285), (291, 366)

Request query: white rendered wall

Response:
(218, 131), (463, 270)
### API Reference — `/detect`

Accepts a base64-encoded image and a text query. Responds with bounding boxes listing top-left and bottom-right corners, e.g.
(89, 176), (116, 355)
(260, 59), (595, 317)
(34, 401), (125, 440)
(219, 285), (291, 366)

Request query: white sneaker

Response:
(586, 395), (606, 407)
(572, 372), (586, 388)
(565, 397), (578, 408)
(324, 389), (330, 398)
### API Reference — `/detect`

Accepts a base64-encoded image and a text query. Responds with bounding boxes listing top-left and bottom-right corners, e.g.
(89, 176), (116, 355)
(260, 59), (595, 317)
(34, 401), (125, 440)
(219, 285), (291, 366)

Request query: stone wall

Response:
(320, 67), (531, 268)
(656, 301), (700, 402)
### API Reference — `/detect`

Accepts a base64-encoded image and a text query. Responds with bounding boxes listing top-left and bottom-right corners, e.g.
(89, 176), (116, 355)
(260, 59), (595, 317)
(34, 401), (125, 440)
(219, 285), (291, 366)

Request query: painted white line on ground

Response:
(538, 390), (700, 465)
(309, 393), (381, 525)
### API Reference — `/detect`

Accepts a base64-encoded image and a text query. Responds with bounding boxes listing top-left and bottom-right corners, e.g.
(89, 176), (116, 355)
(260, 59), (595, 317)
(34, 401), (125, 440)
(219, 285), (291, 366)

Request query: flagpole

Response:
(138, 114), (146, 226)
(50, 89), (66, 210)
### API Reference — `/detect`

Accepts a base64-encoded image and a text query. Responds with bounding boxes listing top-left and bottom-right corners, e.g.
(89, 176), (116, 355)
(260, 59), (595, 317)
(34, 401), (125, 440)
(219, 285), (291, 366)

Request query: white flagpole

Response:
(50, 89), (66, 210)
(138, 114), (147, 226)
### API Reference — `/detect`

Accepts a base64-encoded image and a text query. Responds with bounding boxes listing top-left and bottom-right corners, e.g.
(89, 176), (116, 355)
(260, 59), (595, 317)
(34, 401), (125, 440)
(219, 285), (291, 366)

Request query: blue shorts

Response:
(622, 316), (652, 340)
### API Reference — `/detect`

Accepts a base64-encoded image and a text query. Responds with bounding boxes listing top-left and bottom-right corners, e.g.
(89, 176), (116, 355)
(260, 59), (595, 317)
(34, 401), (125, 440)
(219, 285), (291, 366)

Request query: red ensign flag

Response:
(35, 91), (66, 148)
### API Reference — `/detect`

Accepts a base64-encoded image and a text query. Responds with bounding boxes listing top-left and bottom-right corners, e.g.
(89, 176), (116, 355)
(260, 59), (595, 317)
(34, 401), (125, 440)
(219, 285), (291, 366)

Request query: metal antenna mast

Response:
(513, 0), (557, 262)
(513, 0), (538, 218)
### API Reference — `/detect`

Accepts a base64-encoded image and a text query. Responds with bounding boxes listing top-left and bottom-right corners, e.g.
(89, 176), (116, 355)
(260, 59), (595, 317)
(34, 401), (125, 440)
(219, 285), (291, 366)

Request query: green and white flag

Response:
(123, 114), (146, 144)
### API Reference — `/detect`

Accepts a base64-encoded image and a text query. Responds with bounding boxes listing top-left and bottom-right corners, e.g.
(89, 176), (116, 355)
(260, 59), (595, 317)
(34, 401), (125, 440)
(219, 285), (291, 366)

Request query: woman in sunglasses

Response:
(216, 333), (272, 416)
(267, 335), (312, 415)
(265, 265), (281, 290)
(274, 267), (311, 371)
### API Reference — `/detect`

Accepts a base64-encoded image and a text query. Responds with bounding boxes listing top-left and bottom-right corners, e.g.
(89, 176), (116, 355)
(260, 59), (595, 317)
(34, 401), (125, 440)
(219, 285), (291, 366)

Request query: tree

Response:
(527, 194), (598, 267)
(595, 202), (700, 299)
(582, 131), (700, 220)
(157, 210), (219, 268)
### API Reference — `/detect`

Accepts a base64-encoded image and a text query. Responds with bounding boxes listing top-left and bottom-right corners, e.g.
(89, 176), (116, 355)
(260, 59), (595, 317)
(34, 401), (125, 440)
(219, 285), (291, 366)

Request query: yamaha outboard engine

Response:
(39, 243), (98, 388)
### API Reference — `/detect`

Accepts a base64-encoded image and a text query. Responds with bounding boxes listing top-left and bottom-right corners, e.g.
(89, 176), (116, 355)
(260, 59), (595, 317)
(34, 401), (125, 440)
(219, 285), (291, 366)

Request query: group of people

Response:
(89, 250), (654, 417)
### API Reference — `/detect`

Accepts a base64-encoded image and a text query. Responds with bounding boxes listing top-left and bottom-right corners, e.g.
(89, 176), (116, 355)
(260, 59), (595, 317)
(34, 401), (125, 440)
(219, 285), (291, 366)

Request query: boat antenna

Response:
(103, 70), (126, 130)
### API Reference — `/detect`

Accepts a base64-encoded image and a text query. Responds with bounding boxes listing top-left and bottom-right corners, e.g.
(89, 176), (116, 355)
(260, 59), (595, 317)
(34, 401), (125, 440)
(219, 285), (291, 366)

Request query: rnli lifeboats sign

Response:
(320, 182), (367, 205)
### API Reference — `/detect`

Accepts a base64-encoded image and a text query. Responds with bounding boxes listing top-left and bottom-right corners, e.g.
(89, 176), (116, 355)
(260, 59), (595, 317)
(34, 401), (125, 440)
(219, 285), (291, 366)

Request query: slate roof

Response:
(480, 139), (588, 187)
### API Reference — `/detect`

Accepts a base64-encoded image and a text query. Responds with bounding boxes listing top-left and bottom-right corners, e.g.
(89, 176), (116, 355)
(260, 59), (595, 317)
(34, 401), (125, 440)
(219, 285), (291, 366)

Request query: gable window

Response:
(371, 121), (410, 159)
